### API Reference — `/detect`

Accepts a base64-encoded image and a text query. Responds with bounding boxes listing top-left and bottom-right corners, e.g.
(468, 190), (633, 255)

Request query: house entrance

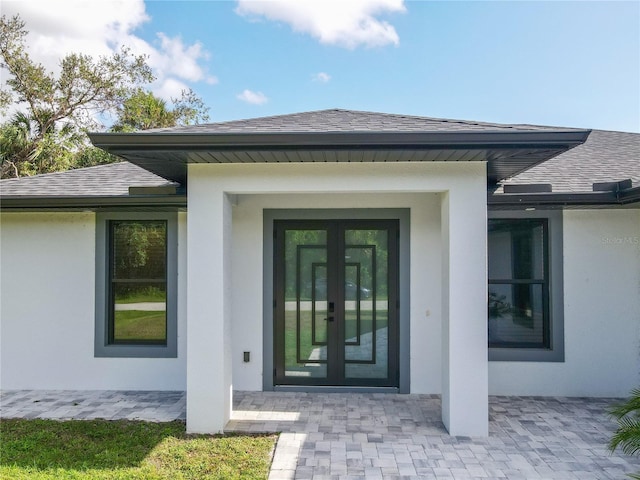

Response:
(273, 220), (399, 387)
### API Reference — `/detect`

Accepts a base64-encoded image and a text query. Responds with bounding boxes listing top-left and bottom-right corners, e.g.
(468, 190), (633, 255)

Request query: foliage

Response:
(114, 221), (166, 276)
(112, 89), (175, 132)
(283, 228), (388, 300)
(0, 419), (276, 479)
(1, 15), (152, 134)
(0, 14), (152, 178)
(114, 310), (166, 342)
(488, 290), (511, 318)
(115, 286), (166, 304)
(609, 387), (640, 479)
(73, 145), (120, 169)
(1, 111), (80, 177)
(171, 88), (210, 126)
(0, 14), (209, 179)
(610, 387), (640, 452)
(111, 88), (209, 132)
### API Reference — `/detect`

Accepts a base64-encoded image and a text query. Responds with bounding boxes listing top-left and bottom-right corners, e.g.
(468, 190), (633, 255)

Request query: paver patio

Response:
(2, 390), (639, 479)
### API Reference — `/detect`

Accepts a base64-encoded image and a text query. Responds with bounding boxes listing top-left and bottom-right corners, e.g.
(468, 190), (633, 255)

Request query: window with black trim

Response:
(488, 219), (549, 348)
(95, 212), (177, 358)
(488, 211), (564, 362)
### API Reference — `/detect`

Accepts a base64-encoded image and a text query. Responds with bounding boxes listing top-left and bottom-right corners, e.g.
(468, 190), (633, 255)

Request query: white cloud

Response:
(154, 78), (191, 102)
(312, 72), (331, 83)
(152, 33), (218, 85)
(1, 0), (214, 106)
(237, 89), (268, 105)
(235, 0), (405, 49)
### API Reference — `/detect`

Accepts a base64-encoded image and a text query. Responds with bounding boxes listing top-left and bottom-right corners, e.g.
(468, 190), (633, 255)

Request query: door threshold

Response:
(272, 385), (399, 393)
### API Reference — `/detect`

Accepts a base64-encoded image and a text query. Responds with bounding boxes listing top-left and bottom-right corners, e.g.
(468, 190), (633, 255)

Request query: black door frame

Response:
(273, 219), (399, 387)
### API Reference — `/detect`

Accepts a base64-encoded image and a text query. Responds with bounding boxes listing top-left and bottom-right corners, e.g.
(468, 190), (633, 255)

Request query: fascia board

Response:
(0, 195), (187, 210)
(89, 130), (591, 151)
(488, 191), (625, 207)
(619, 186), (640, 204)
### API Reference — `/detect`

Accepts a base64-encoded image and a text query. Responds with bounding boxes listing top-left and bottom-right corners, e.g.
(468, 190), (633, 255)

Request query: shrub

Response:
(609, 387), (640, 479)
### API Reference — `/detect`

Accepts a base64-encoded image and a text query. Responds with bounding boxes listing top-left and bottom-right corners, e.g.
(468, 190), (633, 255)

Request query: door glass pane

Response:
(344, 229), (389, 379)
(284, 229), (328, 378)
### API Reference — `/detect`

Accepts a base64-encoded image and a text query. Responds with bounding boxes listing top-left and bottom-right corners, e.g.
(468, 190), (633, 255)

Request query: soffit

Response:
(90, 131), (589, 185)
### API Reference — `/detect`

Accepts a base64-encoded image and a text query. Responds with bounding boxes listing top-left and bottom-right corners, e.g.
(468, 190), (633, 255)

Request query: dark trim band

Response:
(1, 195), (187, 210)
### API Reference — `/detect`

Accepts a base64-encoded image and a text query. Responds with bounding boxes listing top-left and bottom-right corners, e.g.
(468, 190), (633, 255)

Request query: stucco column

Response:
(441, 182), (489, 437)
(186, 172), (233, 433)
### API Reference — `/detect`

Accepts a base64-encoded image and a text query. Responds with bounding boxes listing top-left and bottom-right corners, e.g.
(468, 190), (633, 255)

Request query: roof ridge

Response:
(161, 108), (346, 130)
(156, 108), (583, 132)
(110, 109), (599, 138)
(345, 109), (605, 132)
(131, 107), (640, 136)
(217, 108), (518, 128)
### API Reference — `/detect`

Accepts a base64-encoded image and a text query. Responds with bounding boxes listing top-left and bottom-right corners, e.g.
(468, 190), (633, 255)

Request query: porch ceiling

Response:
(89, 130), (590, 185)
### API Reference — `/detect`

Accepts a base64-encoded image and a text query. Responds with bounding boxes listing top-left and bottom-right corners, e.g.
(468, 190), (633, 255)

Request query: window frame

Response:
(95, 212), (178, 358)
(488, 209), (564, 362)
(488, 218), (550, 349)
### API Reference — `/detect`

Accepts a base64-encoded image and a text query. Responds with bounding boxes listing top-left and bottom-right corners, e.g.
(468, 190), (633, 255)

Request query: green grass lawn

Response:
(114, 311), (166, 341)
(115, 287), (166, 304)
(0, 419), (277, 480)
(284, 310), (388, 366)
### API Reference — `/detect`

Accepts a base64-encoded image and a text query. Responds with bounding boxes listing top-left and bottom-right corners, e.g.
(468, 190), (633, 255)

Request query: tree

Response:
(1, 14), (211, 178)
(111, 88), (209, 132)
(0, 113), (32, 178)
(0, 14), (154, 177)
(1, 14), (152, 133)
(0, 111), (79, 177)
(72, 145), (120, 170)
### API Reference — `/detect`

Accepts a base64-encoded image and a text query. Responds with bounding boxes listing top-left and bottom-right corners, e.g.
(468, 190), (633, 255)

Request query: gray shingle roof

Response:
(2, 110), (637, 203)
(145, 108), (581, 134)
(0, 161), (174, 197)
(502, 129), (639, 193)
(91, 109), (590, 186)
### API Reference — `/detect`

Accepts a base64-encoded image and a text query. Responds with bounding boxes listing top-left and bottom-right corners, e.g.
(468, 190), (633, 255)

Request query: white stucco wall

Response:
(0, 212), (187, 390)
(3, 197), (635, 402)
(489, 208), (640, 397)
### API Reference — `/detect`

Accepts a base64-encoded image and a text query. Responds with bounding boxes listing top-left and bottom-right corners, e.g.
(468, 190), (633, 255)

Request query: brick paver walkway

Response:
(2, 390), (639, 479)
(1, 390), (185, 422)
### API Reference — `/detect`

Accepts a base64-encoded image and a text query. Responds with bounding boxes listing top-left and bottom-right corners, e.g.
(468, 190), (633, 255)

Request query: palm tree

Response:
(609, 387), (640, 479)
(0, 112), (34, 178)
(0, 110), (78, 178)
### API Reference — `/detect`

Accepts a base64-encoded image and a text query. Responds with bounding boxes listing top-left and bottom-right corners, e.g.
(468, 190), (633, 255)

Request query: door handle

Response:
(326, 301), (335, 321)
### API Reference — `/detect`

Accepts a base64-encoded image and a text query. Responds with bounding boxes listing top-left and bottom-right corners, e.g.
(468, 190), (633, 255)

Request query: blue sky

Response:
(5, 0), (640, 132)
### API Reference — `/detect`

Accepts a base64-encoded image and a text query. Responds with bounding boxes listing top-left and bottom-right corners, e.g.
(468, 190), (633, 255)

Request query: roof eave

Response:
(89, 130), (591, 150)
(89, 129), (592, 185)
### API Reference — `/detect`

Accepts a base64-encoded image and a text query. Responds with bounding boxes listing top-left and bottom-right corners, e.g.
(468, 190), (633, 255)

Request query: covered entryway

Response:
(273, 220), (399, 388)
(89, 109), (590, 437)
